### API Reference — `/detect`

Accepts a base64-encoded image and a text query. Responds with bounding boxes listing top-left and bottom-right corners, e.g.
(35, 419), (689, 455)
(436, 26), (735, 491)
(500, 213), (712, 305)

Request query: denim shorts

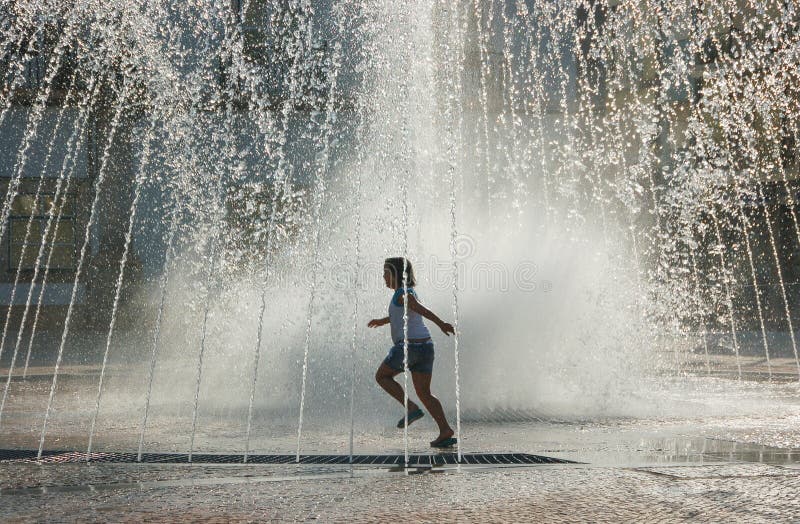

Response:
(383, 340), (435, 374)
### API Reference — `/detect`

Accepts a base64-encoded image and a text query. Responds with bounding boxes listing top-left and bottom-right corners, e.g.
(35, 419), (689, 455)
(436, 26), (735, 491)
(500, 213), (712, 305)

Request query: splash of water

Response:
(0, 0), (796, 456)
(37, 77), (132, 459)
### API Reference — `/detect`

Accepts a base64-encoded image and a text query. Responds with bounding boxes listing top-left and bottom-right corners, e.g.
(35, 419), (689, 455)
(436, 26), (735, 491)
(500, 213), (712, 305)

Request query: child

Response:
(368, 257), (457, 448)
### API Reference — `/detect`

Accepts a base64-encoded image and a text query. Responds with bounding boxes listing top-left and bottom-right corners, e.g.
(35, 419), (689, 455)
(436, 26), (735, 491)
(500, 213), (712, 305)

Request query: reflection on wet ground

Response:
(3, 458), (800, 522)
(2, 364), (800, 521)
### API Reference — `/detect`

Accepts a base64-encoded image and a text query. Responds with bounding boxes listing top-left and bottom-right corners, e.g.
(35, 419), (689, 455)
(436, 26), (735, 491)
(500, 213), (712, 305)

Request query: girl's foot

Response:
(430, 429), (455, 447)
(397, 408), (425, 428)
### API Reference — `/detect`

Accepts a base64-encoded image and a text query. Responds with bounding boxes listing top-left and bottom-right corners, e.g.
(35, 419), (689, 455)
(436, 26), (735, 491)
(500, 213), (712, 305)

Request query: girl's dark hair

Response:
(384, 257), (416, 287)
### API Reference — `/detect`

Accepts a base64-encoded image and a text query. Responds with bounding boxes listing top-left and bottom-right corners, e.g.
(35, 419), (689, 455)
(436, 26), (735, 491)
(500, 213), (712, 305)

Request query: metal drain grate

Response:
(0, 449), (576, 466)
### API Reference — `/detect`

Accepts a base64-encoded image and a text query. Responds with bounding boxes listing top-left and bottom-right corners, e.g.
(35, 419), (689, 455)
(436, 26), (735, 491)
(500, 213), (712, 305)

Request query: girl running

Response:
(368, 257), (457, 448)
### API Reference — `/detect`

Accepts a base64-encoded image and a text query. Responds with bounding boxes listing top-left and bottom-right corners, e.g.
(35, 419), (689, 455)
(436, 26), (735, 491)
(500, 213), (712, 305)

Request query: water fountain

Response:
(0, 0), (798, 466)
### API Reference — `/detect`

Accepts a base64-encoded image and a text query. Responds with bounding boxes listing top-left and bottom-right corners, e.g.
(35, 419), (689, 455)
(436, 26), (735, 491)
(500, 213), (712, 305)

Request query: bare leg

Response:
(375, 363), (419, 412)
(412, 372), (453, 442)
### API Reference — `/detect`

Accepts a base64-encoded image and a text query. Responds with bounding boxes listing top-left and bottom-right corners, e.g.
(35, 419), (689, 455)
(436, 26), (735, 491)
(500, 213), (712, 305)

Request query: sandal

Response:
(430, 436), (457, 448)
(397, 408), (424, 428)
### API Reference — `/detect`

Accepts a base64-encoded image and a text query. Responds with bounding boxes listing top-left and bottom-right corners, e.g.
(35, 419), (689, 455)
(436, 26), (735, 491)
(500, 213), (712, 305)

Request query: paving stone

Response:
(2, 463), (800, 522)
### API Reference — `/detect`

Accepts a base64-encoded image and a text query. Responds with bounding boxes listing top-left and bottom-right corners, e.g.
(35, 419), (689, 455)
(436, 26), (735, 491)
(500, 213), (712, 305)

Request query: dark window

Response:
(8, 193), (76, 271)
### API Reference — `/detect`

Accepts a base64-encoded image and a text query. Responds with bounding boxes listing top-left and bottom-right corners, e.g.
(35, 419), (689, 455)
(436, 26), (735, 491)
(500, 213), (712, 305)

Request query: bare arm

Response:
(400, 293), (455, 336)
(367, 316), (390, 328)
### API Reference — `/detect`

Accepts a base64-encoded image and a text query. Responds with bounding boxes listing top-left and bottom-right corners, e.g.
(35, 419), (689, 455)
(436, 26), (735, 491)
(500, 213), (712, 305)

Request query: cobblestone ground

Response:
(2, 461), (800, 522)
(3, 364), (800, 521)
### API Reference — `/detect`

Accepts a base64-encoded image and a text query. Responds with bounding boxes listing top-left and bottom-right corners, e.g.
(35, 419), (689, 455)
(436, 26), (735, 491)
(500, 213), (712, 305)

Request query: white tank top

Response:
(388, 288), (431, 344)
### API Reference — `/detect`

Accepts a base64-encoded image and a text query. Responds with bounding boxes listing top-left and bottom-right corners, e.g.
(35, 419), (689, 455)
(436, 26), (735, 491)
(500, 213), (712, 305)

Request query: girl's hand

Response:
(439, 322), (455, 336)
(368, 318), (389, 328)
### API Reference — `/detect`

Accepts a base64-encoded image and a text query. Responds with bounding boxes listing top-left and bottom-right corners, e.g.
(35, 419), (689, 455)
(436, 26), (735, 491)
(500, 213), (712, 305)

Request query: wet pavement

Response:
(2, 364), (800, 522)
(2, 458), (800, 522)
